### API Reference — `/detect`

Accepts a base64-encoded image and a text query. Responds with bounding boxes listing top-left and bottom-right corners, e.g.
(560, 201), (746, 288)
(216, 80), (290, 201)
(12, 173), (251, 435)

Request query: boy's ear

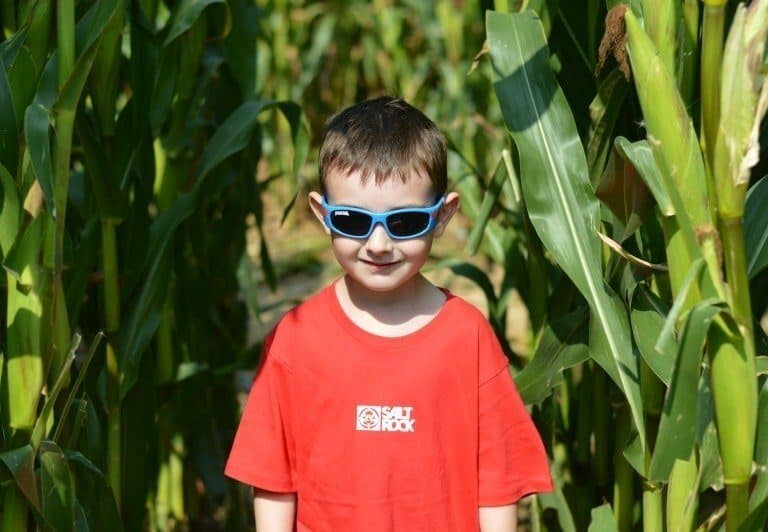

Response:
(308, 192), (331, 235)
(434, 192), (460, 238)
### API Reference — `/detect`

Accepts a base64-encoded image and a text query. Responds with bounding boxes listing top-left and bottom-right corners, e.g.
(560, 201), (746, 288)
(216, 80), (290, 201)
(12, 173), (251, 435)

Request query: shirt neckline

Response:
(322, 277), (456, 351)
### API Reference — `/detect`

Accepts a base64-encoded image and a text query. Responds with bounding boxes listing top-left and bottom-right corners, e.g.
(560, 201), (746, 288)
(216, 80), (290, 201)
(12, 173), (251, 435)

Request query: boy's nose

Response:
(365, 223), (393, 253)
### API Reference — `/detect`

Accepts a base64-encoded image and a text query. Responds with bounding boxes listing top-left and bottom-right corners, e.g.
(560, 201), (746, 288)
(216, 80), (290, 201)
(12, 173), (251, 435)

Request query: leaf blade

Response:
(488, 9), (645, 450)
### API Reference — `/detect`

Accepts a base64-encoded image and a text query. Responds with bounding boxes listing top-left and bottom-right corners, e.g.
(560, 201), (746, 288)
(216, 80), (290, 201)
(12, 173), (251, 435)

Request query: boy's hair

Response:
(318, 96), (447, 196)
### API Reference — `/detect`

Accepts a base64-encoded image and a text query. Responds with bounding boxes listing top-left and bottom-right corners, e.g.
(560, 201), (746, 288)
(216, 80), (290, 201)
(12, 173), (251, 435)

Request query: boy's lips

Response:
(361, 259), (400, 267)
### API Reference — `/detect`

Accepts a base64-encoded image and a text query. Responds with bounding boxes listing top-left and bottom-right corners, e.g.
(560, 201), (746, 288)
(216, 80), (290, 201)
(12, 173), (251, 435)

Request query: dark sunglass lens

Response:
(330, 210), (372, 236)
(386, 212), (430, 237)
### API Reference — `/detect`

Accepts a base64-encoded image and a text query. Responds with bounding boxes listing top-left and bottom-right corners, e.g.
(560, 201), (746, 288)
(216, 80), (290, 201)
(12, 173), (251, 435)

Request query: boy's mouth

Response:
(361, 259), (400, 267)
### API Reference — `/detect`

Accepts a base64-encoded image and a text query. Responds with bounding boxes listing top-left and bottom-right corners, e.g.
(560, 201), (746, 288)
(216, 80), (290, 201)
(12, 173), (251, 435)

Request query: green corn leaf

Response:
(622, 430), (645, 476)
(40, 440), (76, 532)
(615, 137), (673, 216)
(197, 100), (310, 224)
(64, 219), (99, 325)
(88, 0), (124, 136)
(33, 48), (58, 109)
(50, 0), (122, 117)
(757, 357), (768, 376)
(0, 444), (43, 515)
(750, 378), (768, 510)
(538, 488), (578, 532)
(66, 451), (123, 532)
(221, 0), (260, 96)
(715, 0), (768, 203)
(0, 26), (28, 65)
(52, 33), (103, 115)
(467, 155), (506, 254)
(295, 14), (338, 98)
(587, 503), (618, 531)
(698, 416), (724, 492)
(73, 500), (88, 532)
(148, 46), (178, 136)
(118, 190), (197, 399)
(630, 285), (676, 386)
(236, 251), (262, 319)
(451, 170), (508, 263)
(0, 55), (19, 173)
(488, 9), (645, 451)
(745, 176), (768, 278)
(648, 300), (724, 481)
(258, 227), (276, 291)
(739, 496), (768, 532)
(53, 333), (103, 442)
(164, 0), (228, 45)
(0, 162), (20, 260)
(587, 70), (629, 187)
(21, 0), (52, 78)
(197, 100), (300, 180)
(31, 333), (80, 449)
(654, 258), (705, 356)
(514, 307), (589, 404)
(3, 31), (38, 131)
(118, 96), (309, 398)
(75, 115), (127, 221)
(432, 258), (498, 312)
(679, 0), (699, 107)
(667, 457), (699, 532)
(3, 213), (48, 430)
(25, 103), (55, 217)
(31, 0), (120, 111)
(74, 0), (121, 54)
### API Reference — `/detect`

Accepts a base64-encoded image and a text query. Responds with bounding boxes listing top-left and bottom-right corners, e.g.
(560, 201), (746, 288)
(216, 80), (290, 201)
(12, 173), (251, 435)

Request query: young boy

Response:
(225, 96), (552, 531)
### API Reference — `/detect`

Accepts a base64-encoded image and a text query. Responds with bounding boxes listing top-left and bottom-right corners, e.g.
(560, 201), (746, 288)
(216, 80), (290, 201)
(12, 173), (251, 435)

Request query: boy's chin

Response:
(344, 269), (422, 293)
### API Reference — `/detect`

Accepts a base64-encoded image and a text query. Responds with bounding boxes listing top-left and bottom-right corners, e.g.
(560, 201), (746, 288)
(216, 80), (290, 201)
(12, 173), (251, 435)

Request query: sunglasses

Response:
(321, 195), (446, 240)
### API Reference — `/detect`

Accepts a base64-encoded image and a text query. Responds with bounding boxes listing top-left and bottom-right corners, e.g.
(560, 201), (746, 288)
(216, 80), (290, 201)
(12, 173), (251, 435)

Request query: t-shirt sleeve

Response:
(224, 329), (296, 492)
(478, 322), (553, 506)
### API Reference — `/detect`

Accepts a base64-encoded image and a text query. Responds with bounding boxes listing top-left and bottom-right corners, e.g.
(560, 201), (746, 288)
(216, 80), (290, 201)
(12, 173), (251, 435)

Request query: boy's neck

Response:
(336, 273), (445, 329)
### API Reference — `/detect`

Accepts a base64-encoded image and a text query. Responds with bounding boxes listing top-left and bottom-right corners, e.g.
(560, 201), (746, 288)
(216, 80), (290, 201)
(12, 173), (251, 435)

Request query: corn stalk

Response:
(486, 2), (768, 530)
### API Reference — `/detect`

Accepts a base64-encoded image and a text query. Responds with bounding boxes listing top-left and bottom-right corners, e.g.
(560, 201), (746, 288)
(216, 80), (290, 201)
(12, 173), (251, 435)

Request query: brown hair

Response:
(318, 96), (447, 196)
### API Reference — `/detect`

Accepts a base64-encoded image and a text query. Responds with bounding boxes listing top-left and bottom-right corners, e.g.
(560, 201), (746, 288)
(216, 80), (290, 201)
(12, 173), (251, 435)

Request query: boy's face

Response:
(309, 169), (459, 296)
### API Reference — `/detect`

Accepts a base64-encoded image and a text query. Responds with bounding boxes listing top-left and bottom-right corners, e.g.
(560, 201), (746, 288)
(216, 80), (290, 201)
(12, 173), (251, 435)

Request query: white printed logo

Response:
(356, 405), (415, 432)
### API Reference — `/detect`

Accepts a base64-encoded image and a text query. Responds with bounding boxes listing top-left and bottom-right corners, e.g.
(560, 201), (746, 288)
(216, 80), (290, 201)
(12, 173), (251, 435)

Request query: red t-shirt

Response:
(225, 280), (552, 531)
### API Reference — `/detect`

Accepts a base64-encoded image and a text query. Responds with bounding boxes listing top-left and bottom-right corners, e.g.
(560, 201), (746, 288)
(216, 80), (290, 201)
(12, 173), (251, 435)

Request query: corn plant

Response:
(478, 0), (768, 530)
(1, 1), (308, 530)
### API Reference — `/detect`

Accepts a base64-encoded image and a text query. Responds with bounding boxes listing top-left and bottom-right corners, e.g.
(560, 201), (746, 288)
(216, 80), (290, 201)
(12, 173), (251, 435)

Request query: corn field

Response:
(0, 0), (767, 531)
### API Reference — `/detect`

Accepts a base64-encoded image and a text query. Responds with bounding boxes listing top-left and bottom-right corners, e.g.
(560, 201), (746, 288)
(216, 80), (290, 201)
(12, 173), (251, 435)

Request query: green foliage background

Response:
(1, 0), (768, 531)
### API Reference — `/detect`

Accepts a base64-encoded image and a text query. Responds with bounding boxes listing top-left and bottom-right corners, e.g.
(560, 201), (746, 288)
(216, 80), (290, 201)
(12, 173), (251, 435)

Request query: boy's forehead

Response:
(323, 169), (436, 209)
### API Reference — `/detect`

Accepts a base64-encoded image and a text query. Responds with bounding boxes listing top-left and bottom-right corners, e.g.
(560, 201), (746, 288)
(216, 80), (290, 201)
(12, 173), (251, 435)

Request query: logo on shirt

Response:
(356, 405), (415, 432)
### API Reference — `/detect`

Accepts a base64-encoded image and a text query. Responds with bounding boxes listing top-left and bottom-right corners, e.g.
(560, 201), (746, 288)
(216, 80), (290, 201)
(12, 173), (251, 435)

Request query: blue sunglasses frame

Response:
(321, 195), (446, 240)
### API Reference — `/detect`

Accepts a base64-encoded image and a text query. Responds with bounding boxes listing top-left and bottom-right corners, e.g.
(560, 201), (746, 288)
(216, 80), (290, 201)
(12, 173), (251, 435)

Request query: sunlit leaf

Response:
(515, 307), (589, 404)
(587, 503), (618, 531)
(488, 9), (645, 450)
(649, 301), (724, 481)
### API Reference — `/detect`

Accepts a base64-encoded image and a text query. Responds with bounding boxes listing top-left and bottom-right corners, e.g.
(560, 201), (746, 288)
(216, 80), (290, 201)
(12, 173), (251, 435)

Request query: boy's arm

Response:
(253, 489), (296, 532)
(479, 504), (517, 532)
